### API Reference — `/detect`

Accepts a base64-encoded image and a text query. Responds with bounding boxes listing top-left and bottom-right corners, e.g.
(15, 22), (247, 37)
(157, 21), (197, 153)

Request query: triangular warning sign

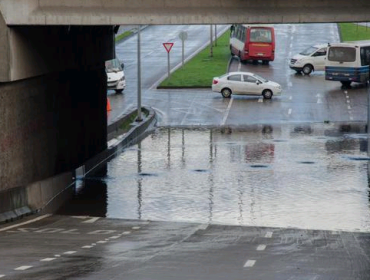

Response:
(163, 42), (174, 53)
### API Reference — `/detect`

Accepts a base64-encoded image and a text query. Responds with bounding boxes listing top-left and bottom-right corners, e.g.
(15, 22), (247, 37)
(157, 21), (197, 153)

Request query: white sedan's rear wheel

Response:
(221, 88), (232, 98)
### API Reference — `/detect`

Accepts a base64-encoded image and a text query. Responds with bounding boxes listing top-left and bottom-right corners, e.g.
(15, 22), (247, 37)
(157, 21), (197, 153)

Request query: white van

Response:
(289, 44), (328, 75)
(105, 58), (126, 93)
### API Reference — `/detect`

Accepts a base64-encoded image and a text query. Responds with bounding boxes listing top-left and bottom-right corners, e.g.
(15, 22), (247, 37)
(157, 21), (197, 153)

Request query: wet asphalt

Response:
(2, 24), (370, 279)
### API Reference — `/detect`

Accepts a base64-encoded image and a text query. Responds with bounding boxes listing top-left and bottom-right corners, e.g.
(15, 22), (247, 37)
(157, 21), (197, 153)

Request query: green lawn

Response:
(339, 23), (370, 42)
(115, 31), (133, 42)
(158, 23), (370, 88)
(159, 30), (231, 88)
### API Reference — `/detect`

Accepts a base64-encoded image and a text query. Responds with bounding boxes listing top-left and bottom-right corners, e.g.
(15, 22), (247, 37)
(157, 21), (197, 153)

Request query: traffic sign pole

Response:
(163, 43), (174, 78)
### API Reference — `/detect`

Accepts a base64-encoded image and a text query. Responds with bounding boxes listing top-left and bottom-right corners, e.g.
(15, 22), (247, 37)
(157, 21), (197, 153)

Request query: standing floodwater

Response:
(58, 123), (370, 232)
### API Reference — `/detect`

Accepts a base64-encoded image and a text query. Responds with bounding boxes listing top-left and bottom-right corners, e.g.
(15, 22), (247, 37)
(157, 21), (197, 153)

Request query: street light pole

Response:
(137, 25), (142, 122)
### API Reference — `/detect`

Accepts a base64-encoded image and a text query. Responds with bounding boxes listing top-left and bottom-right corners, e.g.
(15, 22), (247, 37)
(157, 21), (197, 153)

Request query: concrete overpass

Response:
(1, 0), (370, 220)
(1, 0), (370, 26)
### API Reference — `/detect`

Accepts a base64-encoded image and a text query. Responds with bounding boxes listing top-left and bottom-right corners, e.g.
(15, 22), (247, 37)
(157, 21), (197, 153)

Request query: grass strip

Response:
(339, 23), (370, 42)
(158, 30), (231, 88)
(115, 31), (133, 42)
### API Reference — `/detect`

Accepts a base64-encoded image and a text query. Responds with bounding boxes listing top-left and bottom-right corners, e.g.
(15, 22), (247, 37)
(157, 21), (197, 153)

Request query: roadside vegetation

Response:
(338, 23), (370, 42)
(115, 31), (133, 42)
(158, 23), (370, 88)
(159, 30), (231, 88)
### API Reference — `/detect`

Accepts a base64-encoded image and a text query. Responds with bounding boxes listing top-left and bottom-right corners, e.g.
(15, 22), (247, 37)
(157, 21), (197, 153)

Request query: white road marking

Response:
(344, 91), (348, 94)
(244, 260), (256, 267)
(83, 217), (100, 224)
(63, 251), (77, 255)
(346, 100), (350, 103)
(132, 226), (141, 230)
(350, 116), (354, 120)
(0, 214), (51, 232)
(109, 235), (121, 239)
(97, 240), (108, 244)
(71, 216), (89, 219)
(348, 105), (351, 110)
(54, 255), (61, 257)
(15, 266), (32, 271)
(265, 231), (273, 238)
(40, 258), (56, 262)
(221, 98), (233, 126)
(288, 82), (292, 87)
(238, 61), (241, 71)
(289, 96), (292, 100)
(0, 275), (5, 278)
(258, 98), (263, 103)
(122, 231), (131, 235)
(331, 231), (339, 235)
(257, 245), (267, 251)
(288, 108), (292, 115)
(82, 245), (94, 249)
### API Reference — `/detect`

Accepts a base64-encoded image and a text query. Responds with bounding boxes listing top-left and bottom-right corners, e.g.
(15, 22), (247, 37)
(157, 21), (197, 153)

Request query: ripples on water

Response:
(85, 124), (370, 232)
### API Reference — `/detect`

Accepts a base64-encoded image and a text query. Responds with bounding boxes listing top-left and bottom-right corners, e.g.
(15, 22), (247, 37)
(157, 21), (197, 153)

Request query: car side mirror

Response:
(256, 80), (261, 85)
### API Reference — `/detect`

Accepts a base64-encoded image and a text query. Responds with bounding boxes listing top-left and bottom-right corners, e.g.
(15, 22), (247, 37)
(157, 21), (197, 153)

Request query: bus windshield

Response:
(328, 47), (356, 62)
(250, 28), (272, 43)
(105, 58), (123, 73)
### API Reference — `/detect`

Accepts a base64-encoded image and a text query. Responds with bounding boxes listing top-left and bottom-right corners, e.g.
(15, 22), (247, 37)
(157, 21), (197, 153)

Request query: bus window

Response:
(328, 47), (356, 62)
(360, 47), (370, 66)
(250, 28), (272, 43)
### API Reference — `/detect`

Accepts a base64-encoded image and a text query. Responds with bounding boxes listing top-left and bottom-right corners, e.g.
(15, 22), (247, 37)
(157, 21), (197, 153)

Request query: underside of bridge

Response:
(1, 0), (370, 220)
(1, 0), (370, 25)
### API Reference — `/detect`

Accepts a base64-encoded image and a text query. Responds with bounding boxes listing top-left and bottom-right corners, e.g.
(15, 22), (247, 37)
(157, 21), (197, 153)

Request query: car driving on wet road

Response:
(212, 71), (282, 99)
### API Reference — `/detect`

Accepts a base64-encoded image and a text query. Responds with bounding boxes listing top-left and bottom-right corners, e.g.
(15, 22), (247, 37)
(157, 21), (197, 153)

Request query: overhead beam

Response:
(1, 0), (370, 25)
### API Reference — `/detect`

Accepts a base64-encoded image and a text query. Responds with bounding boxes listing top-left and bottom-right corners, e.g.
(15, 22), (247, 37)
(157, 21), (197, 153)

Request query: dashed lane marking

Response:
(122, 231), (131, 235)
(132, 226), (141, 230)
(244, 260), (256, 267)
(0, 214), (51, 232)
(63, 251), (77, 255)
(83, 217), (100, 224)
(257, 245), (266, 251)
(265, 232), (273, 238)
(97, 241), (108, 244)
(14, 266), (32, 271)
(0, 275), (5, 278)
(258, 98), (263, 103)
(40, 258), (56, 262)
(82, 245), (94, 249)
(288, 108), (292, 115)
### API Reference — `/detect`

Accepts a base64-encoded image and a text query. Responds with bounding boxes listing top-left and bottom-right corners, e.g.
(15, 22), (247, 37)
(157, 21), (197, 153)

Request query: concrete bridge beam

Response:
(0, 0), (370, 25)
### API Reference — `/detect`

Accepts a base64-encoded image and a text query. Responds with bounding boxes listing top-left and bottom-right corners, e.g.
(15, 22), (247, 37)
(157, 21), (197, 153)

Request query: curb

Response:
(0, 106), (157, 224)
(82, 106), (156, 177)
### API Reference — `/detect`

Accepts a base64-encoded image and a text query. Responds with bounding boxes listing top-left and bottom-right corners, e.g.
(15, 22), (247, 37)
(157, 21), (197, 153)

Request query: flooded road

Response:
(59, 123), (370, 233)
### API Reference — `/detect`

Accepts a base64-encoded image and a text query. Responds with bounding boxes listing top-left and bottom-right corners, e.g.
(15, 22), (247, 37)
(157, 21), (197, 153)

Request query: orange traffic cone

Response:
(107, 98), (112, 111)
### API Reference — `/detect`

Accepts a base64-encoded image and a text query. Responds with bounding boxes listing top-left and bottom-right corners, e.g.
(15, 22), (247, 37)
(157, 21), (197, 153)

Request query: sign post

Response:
(179, 31), (188, 67)
(163, 42), (174, 78)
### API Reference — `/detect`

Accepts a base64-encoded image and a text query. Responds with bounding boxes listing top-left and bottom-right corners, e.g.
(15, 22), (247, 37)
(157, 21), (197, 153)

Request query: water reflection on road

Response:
(59, 123), (370, 232)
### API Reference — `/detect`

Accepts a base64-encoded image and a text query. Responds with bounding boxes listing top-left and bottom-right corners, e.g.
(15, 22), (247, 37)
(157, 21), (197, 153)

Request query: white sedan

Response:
(212, 71), (282, 99)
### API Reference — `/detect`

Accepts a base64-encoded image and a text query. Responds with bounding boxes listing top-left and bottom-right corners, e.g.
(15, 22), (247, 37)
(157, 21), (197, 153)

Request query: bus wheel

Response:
(302, 64), (313, 75)
(221, 88), (232, 98)
(262, 89), (273, 99)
